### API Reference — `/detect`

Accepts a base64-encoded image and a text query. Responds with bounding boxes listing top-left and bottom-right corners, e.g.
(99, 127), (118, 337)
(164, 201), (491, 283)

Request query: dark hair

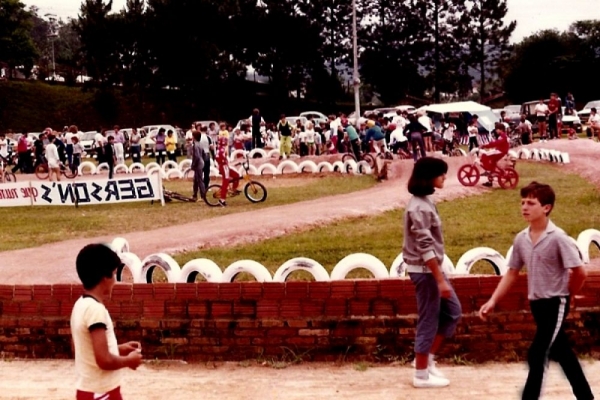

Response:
(592, 107), (597, 113)
(107, 135), (114, 141)
(47, 134), (55, 141)
(76, 244), (122, 290)
(520, 181), (555, 216)
(407, 157), (448, 196)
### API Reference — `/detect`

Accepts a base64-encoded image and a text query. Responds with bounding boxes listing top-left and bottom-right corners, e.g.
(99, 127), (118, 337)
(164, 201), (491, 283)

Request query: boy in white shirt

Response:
(534, 99), (549, 141)
(45, 134), (61, 182)
(588, 108), (600, 140)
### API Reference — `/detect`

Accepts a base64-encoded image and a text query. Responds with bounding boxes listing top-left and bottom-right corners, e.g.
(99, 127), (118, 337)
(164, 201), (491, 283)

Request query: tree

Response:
(0, 0), (37, 78)
(455, 0), (516, 101)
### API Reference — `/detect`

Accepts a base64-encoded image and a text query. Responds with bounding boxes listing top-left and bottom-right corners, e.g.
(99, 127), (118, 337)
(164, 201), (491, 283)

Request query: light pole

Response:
(352, 0), (360, 121)
(45, 14), (58, 80)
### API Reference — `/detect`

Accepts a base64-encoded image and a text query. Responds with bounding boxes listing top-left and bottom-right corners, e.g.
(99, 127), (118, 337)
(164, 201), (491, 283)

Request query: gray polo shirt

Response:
(402, 195), (445, 267)
(508, 220), (581, 300)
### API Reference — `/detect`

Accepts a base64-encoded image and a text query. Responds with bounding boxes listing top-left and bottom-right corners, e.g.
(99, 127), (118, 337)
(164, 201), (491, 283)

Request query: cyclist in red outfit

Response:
(215, 135), (240, 206)
(480, 123), (510, 187)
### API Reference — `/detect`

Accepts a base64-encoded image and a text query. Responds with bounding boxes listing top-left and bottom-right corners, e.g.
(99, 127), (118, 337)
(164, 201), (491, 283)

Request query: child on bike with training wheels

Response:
(480, 122), (509, 187)
(479, 182), (594, 400)
(215, 134), (240, 207)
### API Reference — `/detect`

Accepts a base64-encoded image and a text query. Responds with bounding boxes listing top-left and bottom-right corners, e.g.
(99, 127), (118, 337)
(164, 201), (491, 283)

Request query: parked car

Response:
(194, 120), (219, 130)
(104, 129), (132, 154)
(285, 116), (309, 128)
(578, 100), (600, 124)
(80, 131), (99, 154)
(142, 125), (185, 155)
(520, 99), (581, 133)
(299, 111), (328, 125)
(560, 107), (583, 133)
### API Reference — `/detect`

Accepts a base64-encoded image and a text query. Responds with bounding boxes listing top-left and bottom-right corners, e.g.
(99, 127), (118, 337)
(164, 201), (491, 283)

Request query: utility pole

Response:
(352, 0), (360, 121)
(45, 14), (58, 80)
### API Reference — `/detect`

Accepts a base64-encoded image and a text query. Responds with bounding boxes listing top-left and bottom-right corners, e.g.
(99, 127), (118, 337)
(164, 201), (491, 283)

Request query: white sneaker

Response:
(410, 359), (446, 378)
(413, 374), (450, 388)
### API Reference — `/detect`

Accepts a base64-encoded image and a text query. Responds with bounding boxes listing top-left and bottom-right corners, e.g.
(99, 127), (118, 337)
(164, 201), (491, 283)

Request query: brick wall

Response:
(1, 274), (600, 362)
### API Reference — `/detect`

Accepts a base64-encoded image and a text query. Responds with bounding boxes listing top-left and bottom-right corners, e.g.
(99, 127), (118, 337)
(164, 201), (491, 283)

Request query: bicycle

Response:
(204, 155), (267, 207)
(0, 157), (16, 183)
(35, 161), (78, 180)
(457, 149), (519, 189)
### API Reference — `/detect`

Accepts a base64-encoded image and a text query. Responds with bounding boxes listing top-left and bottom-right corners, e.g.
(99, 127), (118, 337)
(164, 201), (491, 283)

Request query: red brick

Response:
(355, 281), (379, 299)
(237, 320), (260, 328)
(451, 277), (480, 296)
(59, 300), (76, 316)
(201, 346), (230, 354)
(280, 301), (302, 318)
(267, 328), (297, 336)
(120, 301), (143, 318)
(299, 329), (329, 336)
(218, 283), (242, 300)
(324, 299), (347, 317)
(164, 301), (187, 318)
(284, 336), (315, 345)
(17, 318), (44, 328)
(175, 284), (197, 300)
(32, 285), (52, 300)
(379, 280), (405, 299)
(132, 284), (153, 299)
(332, 327), (362, 337)
(2, 302), (19, 315)
(348, 300), (371, 316)
(196, 283), (219, 299)
(397, 299), (418, 315)
(330, 281), (356, 299)
(153, 283), (176, 300)
(19, 301), (39, 316)
(261, 320), (284, 328)
(285, 282), (309, 299)
(300, 301), (324, 317)
(234, 329), (262, 337)
(40, 301), (61, 317)
(13, 285), (32, 301)
(262, 283), (285, 300)
(104, 301), (120, 317)
(211, 301), (233, 318)
(491, 333), (522, 341)
(52, 284), (73, 301)
(286, 320), (308, 328)
(111, 285), (132, 301)
(252, 337), (283, 345)
(0, 285), (13, 300)
(142, 300), (165, 318)
(307, 282), (330, 299)
(233, 301), (256, 317)
(221, 337), (252, 346)
(372, 300), (395, 316)
(188, 301), (209, 318)
(256, 300), (280, 318)
(241, 282), (263, 299)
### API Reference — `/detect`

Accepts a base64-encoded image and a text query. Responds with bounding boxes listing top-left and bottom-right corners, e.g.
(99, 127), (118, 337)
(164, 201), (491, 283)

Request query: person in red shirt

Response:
(480, 123), (510, 187)
(215, 135), (240, 207)
(547, 93), (561, 140)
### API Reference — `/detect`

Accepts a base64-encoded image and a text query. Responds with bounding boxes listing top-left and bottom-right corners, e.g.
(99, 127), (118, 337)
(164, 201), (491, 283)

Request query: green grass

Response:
(0, 175), (376, 252)
(174, 162), (600, 277)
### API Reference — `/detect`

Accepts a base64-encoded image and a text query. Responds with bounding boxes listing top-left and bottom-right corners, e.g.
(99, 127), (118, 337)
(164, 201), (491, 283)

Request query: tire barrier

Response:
(258, 163), (277, 176)
(110, 237), (130, 254)
(230, 150), (246, 160)
(221, 260), (273, 283)
(249, 148), (268, 159)
(389, 253), (455, 277)
(238, 164), (258, 176)
(178, 159), (192, 171)
(517, 148), (530, 159)
(128, 162), (146, 174)
(140, 253), (182, 283)
(343, 159), (359, 175)
(78, 161), (97, 175)
(267, 149), (281, 159)
(179, 259), (223, 283)
(576, 229), (600, 264)
(330, 253), (390, 280)
(95, 162), (109, 174)
(508, 150), (518, 159)
(297, 160), (319, 174)
(161, 160), (179, 173)
(145, 162), (161, 172)
(455, 247), (508, 275)
(276, 160), (300, 175)
(272, 257), (330, 282)
(317, 161), (334, 173)
(117, 252), (144, 283)
(357, 161), (372, 175)
(146, 166), (165, 179)
(331, 161), (345, 173)
(114, 163), (129, 174)
(165, 169), (183, 181)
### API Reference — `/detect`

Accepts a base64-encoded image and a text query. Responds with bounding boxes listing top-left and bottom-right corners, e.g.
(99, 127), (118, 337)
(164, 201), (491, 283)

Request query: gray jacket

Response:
(190, 142), (205, 172)
(402, 196), (445, 267)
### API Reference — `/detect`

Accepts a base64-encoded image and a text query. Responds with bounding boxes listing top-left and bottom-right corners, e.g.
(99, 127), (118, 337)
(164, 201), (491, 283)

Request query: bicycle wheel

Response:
(498, 167), (519, 190)
(341, 153), (357, 163)
(244, 181), (267, 203)
(3, 171), (16, 182)
(457, 164), (480, 187)
(204, 184), (223, 207)
(63, 166), (78, 179)
(35, 164), (49, 180)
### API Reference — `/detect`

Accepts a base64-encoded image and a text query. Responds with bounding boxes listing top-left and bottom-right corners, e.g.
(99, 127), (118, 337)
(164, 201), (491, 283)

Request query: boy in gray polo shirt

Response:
(479, 182), (593, 400)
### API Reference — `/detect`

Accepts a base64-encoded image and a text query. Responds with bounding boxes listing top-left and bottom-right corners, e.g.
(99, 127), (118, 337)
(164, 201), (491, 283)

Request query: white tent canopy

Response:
(421, 101), (491, 114)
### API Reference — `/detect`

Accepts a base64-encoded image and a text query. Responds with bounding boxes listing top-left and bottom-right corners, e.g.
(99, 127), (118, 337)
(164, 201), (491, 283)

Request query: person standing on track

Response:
(190, 130), (206, 202)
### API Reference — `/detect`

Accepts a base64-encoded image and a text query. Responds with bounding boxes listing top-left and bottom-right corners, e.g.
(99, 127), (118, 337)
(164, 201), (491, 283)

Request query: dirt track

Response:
(1, 139), (599, 284)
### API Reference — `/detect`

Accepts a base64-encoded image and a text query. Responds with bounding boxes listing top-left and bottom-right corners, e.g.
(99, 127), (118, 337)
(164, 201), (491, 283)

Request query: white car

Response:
(560, 107), (582, 133)
(578, 100), (600, 124)
(299, 111), (328, 125)
(79, 131), (99, 153)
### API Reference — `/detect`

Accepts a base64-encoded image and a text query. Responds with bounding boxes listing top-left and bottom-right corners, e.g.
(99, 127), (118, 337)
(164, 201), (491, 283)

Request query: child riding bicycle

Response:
(215, 134), (240, 207)
(480, 123), (510, 187)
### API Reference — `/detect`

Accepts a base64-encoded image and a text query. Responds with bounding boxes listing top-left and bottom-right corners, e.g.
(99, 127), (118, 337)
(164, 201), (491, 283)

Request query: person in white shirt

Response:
(45, 134), (61, 181)
(389, 124), (408, 154)
(0, 133), (8, 161)
(64, 125), (77, 167)
(517, 115), (533, 145)
(112, 126), (125, 165)
(442, 120), (457, 154)
(185, 123), (195, 158)
(589, 107), (600, 140)
(94, 131), (107, 164)
(534, 99), (549, 141)
(393, 111), (409, 131)
(418, 111), (434, 152)
(467, 115), (479, 152)
(304, 122), (317, 156)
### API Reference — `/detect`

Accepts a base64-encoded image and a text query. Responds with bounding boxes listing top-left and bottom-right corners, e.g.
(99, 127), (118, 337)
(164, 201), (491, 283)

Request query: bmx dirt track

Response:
(1, 140), (600, 399)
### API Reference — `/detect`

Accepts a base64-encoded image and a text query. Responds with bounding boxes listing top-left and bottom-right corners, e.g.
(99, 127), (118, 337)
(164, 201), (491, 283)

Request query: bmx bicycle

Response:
(35, 162), (78, 180)
(0, 157), (16, 183)
(204, 154), (267, 207)
(457, 148), (519, 189)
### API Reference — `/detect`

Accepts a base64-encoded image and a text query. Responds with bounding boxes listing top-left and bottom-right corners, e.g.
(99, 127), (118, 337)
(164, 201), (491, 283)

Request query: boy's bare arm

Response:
(90, 329), (142, 371)
(569, 266), (587, 297)
(479, 268), (520, 320)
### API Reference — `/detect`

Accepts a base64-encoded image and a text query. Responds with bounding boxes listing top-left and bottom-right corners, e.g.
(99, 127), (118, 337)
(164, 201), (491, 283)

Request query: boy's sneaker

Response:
(231, 190), (242, 196)
(218, 200), (227, 207)
(482, 181), (492, 187)
(410, 359), (446, 378)
(413, 374), (450, 388)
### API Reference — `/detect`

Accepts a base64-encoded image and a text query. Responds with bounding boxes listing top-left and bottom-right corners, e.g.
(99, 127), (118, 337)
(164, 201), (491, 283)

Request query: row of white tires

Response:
(109, 228), (600, 283)
(510, 148), (570, 164)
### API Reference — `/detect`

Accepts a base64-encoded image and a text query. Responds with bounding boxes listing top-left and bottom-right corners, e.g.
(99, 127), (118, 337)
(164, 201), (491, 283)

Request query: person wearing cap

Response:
(364, 119), (386, 154)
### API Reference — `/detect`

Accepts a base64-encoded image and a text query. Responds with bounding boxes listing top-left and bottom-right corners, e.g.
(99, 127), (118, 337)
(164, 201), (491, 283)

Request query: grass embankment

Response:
(0, 175), (376, 252)
(175, 162), (600, 277)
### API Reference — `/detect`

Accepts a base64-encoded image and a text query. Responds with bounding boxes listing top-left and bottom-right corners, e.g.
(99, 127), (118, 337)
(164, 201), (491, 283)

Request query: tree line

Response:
(1, 0), (600, 105)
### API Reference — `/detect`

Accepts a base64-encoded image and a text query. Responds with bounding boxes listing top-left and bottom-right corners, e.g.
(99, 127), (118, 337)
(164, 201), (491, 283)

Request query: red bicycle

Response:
(457, 149), (519, 189)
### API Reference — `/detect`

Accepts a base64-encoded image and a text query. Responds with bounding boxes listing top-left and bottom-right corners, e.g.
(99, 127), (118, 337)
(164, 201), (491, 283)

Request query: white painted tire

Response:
(297, 160), (318, 173)
(344, 159), (359, 175)
(267, 149), (281, 159)
(330, 253), (389, 280)
(317, 162), (334, 173)
(221, 260), (273, 282)
(114, 163), (129, 174)
(179, 159), (192, 171)
(145, 162), (160, 171)
(78, 161), (97, 175)
(455, 247), (507, 275)
(140, 253), (182, 283)
(456, 148), (467, 156)
(539, 149), (549, 161)
(117, 252), (144, 283)
(146, 166), (165, 179)
(249, 148), (267, 159)
(95, 162), (109, 174)
(576, 229), (600, 264)
(530, 148), (540, 160)
(561, 152), (570, 164)
(128, 162), (145, 174)
(389, 253), (455, 277)
(357, 161), (372, 175)
(229, 150), (246, 161)
(179, 259), (223, 283)
(162, 160), (179, 173)
(518, 148), (530, 159)
(165, 169), (183, 181)
(508, 150), (518, 159)
(277, 160), (299, 174)
(244, 164), (259, 176)
(331, 161), (346, 173)
(110, 237), (130, 254)
(258, 163), (277, 176)
(273, 257), (330, 282)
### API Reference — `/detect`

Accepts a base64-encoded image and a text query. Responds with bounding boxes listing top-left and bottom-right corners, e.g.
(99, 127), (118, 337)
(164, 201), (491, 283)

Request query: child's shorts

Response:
(76, 386), (122, 400)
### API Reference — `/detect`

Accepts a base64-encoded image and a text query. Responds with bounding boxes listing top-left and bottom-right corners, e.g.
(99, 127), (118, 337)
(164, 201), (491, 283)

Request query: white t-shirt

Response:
(468, 125), (478, 138)
(45, 143), (60, 168)
(0, 138), (7, 157)
(589, 114), (600, 127)
(442, 124), (455, 141)
(70, 296), (121, 393)
(94, 133), (106, 147)
(518, 120), (533, 132)
(390, 128), (407, 143)
(535, 103), (549, 117)
(393, 115), (408, 130)
(418, 116), (432, 132)
(64, 132), (74, 145)
(304, 129), (316, 144)
(185, 130), (193, 143)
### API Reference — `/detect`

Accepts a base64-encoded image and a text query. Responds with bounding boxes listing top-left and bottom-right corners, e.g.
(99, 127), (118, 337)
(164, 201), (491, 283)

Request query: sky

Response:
(19, 0), (600, 44)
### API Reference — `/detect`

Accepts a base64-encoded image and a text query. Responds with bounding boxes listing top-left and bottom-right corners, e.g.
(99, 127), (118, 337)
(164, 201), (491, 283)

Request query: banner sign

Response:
(0, 172), (163, 207)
